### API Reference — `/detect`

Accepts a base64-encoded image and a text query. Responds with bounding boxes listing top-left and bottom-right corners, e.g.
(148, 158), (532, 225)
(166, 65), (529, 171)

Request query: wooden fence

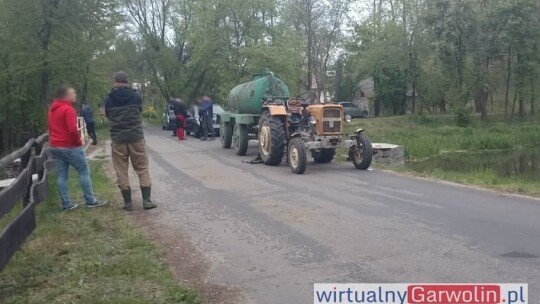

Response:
(0, 133), (50, 271)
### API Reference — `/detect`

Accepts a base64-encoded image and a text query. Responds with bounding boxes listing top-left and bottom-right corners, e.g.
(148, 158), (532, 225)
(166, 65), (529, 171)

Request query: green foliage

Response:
(455, 108), (472, 128)
(411, 114), (435, 125)
(343, 0), (539, 122)
(0, 0), (120, 152)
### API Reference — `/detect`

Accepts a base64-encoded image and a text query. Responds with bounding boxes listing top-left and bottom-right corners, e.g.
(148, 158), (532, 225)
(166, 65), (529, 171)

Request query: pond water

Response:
(407, 145), (540, 181)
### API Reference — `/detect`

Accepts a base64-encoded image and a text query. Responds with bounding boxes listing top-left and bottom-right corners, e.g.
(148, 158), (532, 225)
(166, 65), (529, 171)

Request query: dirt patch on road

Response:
(135, 213), (241, 304)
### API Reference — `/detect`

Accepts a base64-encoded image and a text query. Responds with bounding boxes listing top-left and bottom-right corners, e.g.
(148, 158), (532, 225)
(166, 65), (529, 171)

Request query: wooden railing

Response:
(0, 134), (50, 271)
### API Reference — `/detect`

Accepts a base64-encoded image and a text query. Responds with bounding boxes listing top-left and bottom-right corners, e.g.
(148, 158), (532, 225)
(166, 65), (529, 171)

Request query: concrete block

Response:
(372, 143), (405, 166)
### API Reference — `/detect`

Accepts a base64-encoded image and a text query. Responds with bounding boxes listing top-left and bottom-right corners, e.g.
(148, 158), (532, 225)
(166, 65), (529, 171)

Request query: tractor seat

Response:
(287, 99), (306, 114)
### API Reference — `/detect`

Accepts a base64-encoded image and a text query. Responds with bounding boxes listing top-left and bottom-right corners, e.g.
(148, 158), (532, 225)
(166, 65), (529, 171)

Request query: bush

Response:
(142, 107), (159, 120)
(411, 114), (435, 125)
(455, 108), (472, 127)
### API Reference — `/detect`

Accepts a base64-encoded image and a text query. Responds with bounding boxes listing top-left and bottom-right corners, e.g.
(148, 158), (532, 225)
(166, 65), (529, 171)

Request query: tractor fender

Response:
(264, 105), (287, 116)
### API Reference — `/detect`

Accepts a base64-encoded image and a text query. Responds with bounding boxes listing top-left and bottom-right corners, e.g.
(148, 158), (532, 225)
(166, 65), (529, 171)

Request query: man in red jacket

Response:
(48, 85), (107, 210)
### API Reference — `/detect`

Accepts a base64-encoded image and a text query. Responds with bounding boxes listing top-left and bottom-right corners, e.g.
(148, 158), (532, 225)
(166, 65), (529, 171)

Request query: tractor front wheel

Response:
(350, 134), (373, 170)
(288, 137), (307, 174)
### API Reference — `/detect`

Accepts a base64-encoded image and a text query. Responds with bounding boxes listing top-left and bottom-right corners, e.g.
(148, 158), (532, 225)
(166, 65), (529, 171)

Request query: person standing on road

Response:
(48, 85), (108, 210)
(167, 98), (178, 137)
(80, 101), (98, 145)
(99, 104), (106, 125)
(104, 71), (157, 211)
(172, 97), (188, 141)
(199, 95), (214, 141)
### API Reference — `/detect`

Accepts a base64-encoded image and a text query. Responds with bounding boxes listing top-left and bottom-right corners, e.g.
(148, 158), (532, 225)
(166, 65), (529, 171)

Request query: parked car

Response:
(185, 104), (225, 137)
(338, 102), (369, 118)
(161, 105), (176, 130)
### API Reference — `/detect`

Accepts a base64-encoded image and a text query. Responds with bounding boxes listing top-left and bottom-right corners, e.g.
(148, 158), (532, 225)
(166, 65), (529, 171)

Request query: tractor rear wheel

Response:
(350, 134), (373, 170)
(233, 123), (249, 156)
(313, 148), (335, 163)
(220, 122), (232, 148)
(258, 112), (285, 166)
(288, 137), (307, 174)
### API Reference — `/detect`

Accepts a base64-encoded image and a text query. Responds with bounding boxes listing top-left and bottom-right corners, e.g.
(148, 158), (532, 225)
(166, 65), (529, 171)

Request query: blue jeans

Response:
(50, 147), (96, 208)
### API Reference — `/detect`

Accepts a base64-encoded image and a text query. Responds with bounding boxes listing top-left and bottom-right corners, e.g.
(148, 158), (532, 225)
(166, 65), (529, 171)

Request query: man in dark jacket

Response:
(48, 85), (107, 210)
(104, 71), (156, 211)
(199, 95), (214, 141)
(171, 97), (188, 140)
(80, 102), (97, 145)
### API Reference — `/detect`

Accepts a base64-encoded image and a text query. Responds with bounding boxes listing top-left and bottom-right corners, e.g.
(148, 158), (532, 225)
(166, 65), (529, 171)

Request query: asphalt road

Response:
(141, 125), (539, 303)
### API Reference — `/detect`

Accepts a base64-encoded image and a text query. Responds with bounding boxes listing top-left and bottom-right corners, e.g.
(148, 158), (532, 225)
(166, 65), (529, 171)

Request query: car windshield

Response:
(340, 102), (356, 108)
(213, 105), (224, 114)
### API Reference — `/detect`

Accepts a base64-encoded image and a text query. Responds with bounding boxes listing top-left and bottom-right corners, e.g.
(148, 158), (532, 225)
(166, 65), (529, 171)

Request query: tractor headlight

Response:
(345, 115), (352, 123)
(309, 116), (317, 125)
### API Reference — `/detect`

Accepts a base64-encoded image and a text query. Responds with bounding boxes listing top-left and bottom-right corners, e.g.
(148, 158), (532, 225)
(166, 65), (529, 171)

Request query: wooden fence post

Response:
(20, 132), (33, 207)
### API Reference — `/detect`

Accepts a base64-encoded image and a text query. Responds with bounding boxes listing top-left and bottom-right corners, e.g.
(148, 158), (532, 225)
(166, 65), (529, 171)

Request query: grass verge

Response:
(345, 114), (540, 160)
(343, 114), (540, 197)
(0, 162), (199, 304)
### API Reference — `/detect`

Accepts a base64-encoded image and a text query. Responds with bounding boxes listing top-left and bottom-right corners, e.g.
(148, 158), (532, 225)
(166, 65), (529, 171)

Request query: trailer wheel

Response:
(313, 148), (335, 163)
(288, 137), (307, 174)
(258, 112), (285, 166)
(233, 123), (249, 156)
(350, 134), (373, 170)
(220, 122), (232, 149)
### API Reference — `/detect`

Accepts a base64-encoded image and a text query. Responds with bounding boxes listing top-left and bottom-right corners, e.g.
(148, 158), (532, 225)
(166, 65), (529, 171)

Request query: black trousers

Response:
(86, 122), (97, 143)
(201, 115), (213, 138)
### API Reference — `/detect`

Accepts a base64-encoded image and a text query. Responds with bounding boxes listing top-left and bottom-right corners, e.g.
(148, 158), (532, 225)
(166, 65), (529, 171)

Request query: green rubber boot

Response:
(121, 188), (133, 211)
(141, 187), (157, 210)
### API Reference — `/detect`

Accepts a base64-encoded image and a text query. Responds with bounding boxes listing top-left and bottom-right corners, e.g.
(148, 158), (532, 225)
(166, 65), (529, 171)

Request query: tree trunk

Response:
(439, 97), (446, 114)
(481, 90), (488, 122)
(511, 91), (517, 120)
(334, 58), (343, 101)
(530, 75), (535, 117)
(518, 93), (525, 121)
(373, 76), (380, 117)
(517, 53), (525, 121)
(411, 80), (416, 114)
(81, 64), (90, 104)
(504, 49), (512, 120)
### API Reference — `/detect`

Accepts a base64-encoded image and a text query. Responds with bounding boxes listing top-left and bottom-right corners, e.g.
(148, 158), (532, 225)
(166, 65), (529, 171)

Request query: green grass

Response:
(0, 162), (199, 304)
(394, 167), (540, 197)
(343, 114), (540, 197)
(345, 114), (540, 160)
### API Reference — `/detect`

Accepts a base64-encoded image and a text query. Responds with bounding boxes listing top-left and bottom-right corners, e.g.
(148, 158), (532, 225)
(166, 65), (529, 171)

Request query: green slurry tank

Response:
(219, 69), (291, 157)
(227, 69), (290, 114)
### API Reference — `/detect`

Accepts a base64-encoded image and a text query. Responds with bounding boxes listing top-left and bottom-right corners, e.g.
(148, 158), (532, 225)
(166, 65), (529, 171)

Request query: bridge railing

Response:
(0, 133), (51, 272)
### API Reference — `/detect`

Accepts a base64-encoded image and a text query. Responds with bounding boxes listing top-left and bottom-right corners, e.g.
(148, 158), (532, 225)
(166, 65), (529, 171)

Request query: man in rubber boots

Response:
(104, 71), (157, 211)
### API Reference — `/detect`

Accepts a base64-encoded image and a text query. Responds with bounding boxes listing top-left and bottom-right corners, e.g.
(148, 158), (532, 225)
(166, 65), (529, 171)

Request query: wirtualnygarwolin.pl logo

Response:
(314, 283), (528, 304)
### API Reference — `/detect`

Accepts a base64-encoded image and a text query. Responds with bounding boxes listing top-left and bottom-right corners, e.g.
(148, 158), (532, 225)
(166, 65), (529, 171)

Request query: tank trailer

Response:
(218, 69), (372, 174)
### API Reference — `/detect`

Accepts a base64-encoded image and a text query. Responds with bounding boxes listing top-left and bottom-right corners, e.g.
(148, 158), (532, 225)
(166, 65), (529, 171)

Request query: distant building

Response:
(352, 78), (373, 116)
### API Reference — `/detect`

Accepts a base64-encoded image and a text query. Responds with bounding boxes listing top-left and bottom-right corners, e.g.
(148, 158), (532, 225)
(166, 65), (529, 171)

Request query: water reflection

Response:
(408, 146), (540, 180)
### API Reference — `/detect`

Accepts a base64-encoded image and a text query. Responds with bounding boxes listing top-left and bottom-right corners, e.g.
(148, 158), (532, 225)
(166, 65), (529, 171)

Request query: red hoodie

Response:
(48, 99), (83, 148)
